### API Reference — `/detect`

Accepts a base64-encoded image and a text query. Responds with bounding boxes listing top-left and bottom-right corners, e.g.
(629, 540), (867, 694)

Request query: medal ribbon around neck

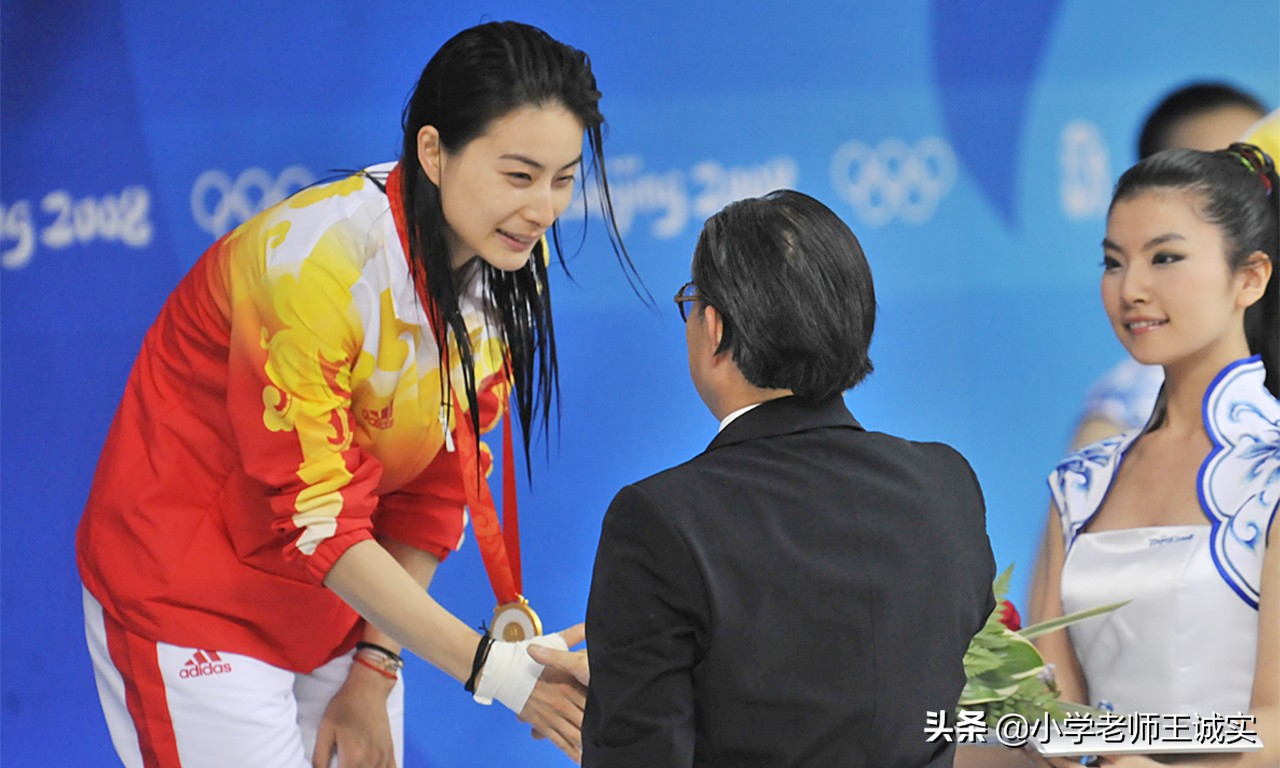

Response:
(386, 162), (539, 640)
(450, 390), (523, 605)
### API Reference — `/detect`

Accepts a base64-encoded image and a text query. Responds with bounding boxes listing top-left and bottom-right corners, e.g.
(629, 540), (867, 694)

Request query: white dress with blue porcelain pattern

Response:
(1049, 357), (1279, 717)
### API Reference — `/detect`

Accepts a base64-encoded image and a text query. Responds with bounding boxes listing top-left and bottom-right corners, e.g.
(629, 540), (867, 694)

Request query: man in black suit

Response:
(535, 190), (995, 766)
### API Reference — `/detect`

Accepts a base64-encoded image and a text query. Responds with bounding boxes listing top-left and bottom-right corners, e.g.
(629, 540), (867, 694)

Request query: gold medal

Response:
(492, 597), (542, 642)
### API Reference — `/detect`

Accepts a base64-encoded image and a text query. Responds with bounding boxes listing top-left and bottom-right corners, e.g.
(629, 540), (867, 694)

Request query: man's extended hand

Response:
(528, 622), (590, 686)
(519, 623), (591, 763)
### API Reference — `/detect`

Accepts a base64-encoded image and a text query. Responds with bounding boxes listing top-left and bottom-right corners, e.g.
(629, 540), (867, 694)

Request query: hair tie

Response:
(464, 629), (495, 694)
(1226, 142), (1275, 197)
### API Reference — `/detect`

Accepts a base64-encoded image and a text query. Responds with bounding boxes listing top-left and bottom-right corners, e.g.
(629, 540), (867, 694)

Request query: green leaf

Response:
(964, 644), (1003, 666)
(996, 632), (1045, 674)
(991, 563), (1014, 602)
(964, 656), (1004, 677)
(1018, 600), (1130, 639)
(959, 681), (1020, 705)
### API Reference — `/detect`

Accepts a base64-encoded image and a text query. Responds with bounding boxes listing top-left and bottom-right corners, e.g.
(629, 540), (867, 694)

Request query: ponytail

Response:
(1225, 143), (1279, 398)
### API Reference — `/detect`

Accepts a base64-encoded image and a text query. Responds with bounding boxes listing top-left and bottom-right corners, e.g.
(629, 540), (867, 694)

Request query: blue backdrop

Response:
(2, 1), (1276, 765)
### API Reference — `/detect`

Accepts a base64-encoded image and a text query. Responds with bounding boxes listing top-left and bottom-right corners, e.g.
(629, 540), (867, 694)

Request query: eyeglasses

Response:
(674, 280), (700, 322)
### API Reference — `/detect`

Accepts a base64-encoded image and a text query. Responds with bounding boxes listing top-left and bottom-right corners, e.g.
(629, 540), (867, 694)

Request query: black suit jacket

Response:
(583, 396), (995, 767)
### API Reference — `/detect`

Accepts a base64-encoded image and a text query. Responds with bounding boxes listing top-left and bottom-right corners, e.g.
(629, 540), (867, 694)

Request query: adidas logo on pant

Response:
(179, 649), (233, 679)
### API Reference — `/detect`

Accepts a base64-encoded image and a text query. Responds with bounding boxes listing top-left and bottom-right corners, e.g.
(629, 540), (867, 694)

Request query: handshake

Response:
(477, 623), (591, 764)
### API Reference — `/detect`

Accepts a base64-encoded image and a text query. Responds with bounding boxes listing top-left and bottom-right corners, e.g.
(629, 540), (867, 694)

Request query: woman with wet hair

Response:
(77, 20), (638, 767)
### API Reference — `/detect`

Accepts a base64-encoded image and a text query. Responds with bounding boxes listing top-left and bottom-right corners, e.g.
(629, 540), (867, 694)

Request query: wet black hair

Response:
(398, 20), (642, 463)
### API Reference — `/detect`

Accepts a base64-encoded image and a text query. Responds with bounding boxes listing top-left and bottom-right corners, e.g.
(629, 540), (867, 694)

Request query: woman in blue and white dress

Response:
(1036, 143), (1280, 768)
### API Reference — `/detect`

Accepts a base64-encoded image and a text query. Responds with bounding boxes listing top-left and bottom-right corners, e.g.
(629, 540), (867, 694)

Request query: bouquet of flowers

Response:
(959, 565), (1126, 727)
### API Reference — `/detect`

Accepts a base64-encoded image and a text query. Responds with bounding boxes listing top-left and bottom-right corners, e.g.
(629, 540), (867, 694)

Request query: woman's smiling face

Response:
(1101, 188), (1256, 375)
(419, 103), (584, 272)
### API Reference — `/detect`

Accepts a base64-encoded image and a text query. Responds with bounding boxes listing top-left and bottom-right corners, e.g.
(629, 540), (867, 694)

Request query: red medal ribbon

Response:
(386, 162), (523, 606)
(501, 404), (521, 589)
(452, 397), (522, 604)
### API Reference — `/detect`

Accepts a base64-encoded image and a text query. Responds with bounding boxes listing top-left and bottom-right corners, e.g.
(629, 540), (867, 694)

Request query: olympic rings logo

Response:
(190, 165), (315, 236)
(829, 137), (957, 227)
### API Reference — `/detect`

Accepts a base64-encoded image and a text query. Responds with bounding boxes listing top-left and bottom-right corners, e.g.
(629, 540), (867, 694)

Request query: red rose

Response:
(996, 599), (1021, 631)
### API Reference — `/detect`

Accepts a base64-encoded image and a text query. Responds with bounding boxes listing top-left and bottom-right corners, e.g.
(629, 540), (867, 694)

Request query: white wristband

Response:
(472, 633), (568, 713)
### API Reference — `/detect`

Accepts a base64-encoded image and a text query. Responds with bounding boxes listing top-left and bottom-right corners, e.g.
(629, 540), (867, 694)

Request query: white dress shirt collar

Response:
(718, 402), (763, 433)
